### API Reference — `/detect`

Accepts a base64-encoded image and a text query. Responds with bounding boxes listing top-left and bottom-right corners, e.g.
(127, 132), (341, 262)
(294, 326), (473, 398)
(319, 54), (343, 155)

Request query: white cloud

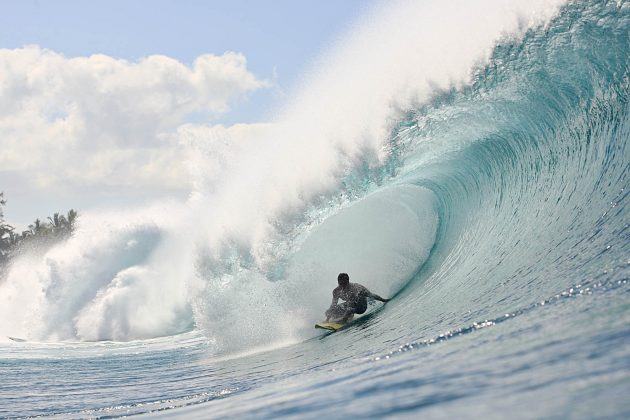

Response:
(0, 46), (268, 192)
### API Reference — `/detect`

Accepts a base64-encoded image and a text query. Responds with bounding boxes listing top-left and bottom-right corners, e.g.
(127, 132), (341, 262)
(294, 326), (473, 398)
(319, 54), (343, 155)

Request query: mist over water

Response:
(1, 0), (628, 418)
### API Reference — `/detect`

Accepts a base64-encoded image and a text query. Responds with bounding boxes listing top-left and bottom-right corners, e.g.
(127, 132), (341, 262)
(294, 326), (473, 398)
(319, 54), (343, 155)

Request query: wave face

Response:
(392, 0), (629, 327)
(1, 1), (629, 418)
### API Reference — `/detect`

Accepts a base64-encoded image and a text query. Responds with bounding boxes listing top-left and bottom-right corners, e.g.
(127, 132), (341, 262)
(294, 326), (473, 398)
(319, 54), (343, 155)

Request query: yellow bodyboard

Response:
(315, 322), (344, 331)
(315, 315), (354, 332)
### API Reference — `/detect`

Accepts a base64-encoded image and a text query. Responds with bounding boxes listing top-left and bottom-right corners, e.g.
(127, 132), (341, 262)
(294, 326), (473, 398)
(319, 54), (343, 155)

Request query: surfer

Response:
(325, 273), (390, 323)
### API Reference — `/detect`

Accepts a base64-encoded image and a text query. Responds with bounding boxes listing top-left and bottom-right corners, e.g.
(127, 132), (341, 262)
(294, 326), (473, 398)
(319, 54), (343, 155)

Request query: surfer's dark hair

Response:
(338, 273), (350, 284)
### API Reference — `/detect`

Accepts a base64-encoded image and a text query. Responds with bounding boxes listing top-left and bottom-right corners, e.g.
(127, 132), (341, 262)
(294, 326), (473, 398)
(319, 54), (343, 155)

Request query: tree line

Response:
(0, 192), (78, 268)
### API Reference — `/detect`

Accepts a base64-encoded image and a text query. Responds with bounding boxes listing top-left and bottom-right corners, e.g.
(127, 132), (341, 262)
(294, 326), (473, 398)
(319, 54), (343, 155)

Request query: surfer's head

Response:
(337, 273), (350, 287)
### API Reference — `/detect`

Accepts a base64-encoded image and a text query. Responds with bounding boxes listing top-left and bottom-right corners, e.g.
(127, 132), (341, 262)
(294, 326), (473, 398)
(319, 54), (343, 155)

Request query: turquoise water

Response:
(1, 1), (629, 418)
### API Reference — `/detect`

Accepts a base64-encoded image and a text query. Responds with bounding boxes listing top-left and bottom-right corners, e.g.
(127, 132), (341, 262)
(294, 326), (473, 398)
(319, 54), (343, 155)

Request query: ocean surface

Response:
(1, 0), (629, 418)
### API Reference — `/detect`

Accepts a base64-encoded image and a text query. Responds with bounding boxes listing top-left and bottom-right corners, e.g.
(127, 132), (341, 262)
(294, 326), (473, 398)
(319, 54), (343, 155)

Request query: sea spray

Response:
(0, 0), (570, 352)
(0, 205), (195, 341)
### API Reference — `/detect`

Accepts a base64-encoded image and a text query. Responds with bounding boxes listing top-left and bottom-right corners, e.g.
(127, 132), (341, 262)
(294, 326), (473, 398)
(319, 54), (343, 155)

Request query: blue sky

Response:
(1, 0), (376, 124)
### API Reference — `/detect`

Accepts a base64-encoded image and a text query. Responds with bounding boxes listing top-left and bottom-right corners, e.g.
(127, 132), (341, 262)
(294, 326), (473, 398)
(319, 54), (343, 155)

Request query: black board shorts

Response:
(342, 301), (367, 314)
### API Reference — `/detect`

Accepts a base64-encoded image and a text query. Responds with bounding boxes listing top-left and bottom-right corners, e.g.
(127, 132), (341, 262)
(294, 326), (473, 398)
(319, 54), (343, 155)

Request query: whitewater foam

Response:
(0, 205), (195, 342)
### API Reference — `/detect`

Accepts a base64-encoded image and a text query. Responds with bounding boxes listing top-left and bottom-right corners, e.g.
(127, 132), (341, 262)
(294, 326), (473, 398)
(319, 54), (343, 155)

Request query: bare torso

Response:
(334, 282), (370, 307)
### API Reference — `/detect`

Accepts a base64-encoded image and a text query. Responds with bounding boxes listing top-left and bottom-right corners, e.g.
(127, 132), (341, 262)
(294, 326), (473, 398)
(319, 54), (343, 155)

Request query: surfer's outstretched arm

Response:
(369, 292), (390, 303)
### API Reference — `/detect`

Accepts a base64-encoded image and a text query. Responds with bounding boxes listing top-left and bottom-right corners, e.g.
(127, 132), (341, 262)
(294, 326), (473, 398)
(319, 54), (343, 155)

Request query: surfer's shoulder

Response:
(351, 282), (369, 293)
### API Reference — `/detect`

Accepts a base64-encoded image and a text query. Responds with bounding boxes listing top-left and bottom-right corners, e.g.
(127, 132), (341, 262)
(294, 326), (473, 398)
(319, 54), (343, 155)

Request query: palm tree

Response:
(28, 219), (46, 236)
(66, 209), (78, 230)
(48, 213), (68, 236)
(7, 230), (20, 247)
(0, 222), (12, 257)
(48, 213), (62, 230)
(0, 198), (80, 269)
(0, 192), (5, 220)
(0, 193), (11, 258)
(48, 211), (79, 238)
